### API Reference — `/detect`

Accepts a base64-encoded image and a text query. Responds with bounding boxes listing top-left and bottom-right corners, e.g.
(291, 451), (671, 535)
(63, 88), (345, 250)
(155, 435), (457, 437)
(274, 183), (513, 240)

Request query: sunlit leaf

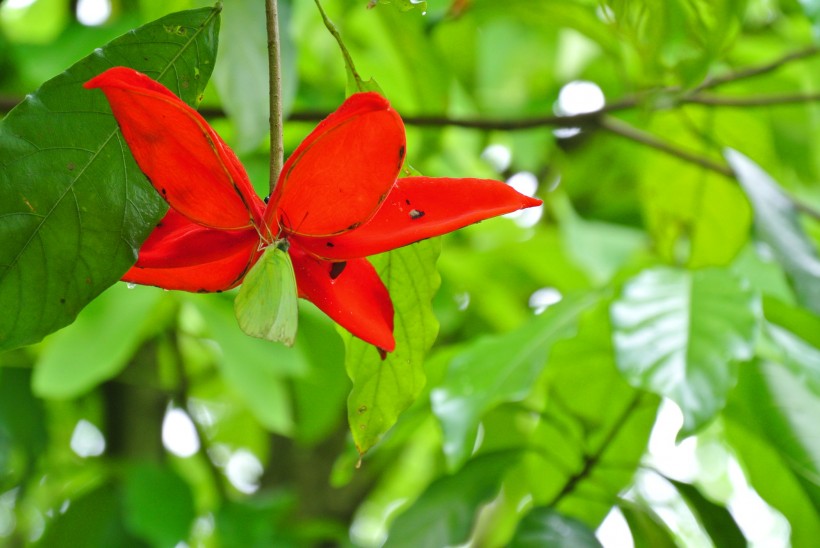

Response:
(727, 148), (820, 314)
(344, 239), (440, 454)
(0, 6), (221, 351)
(611, 266), (759, 436)
(725, 360), (820, 547)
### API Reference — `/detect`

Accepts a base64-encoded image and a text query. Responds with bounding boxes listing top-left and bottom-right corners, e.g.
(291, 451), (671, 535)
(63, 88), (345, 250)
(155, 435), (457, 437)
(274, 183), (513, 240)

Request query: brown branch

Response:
(694, 45), (820, 92)
(266, 0), (284, 193)
(598, 116), (734, 177)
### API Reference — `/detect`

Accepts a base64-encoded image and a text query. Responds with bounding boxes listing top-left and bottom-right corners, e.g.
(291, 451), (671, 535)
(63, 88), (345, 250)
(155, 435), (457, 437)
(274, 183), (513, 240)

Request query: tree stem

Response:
(266, 0), (284, 194)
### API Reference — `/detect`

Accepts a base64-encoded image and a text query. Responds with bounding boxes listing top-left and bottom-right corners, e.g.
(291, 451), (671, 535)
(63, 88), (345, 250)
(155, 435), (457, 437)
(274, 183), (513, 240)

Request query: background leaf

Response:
(0, 6), (221, 352)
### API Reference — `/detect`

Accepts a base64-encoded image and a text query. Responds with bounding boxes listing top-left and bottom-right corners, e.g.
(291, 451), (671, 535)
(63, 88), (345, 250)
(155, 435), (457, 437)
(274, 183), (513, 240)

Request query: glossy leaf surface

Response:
(611, 267), (759, 435)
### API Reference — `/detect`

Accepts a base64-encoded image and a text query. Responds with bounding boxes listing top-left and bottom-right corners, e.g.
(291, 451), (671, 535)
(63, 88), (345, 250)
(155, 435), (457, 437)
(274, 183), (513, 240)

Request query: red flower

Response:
(85, 67), (541, 352)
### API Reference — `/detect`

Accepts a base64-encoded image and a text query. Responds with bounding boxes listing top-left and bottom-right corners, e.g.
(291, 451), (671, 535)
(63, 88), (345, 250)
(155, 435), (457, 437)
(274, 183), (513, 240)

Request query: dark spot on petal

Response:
(409, 209), (425, 220)
(161, 188), (167, 195)
(156, 222), (164, 228)
(264, 194), (270, 204)
(399, 145), (405, 159)
(347, 222), (361, 231)
(330, 261), (347, 280)
(326, 242), (335, 248)
(196, 288), (207, 293)
(405, 199), (411, 206)
(377, 348), (388, 360)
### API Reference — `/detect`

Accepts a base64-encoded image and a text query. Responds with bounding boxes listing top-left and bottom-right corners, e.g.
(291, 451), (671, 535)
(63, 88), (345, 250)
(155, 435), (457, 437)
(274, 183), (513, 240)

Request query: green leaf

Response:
(215, 493), (299, 548)
(0, 6), (221, 352)
(726, 148), (820, 315)
(509, 507), (602, 548)
(384, 451), (520, 548)
(611, 267), (759, 435)
(669, 479), (746, 548)
(213, 0), (297, 152)
(725, 360), (820, 547)
(33, 283), (164, 399)
(234, 245), (299, 346)
(343, 239), (441, 455)
(618, 503), (677, 548)
(122, 463), (196, 548)
(431, 293), (598, 470)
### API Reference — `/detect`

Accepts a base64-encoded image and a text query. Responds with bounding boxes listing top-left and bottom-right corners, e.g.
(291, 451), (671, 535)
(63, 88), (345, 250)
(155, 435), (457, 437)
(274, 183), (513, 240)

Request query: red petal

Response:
(289, 243), (395, 351)
(265, 92), (406, 237)
(86, 67), (264, 230)
(135, 209), (260, 269)
(291, 176), (543, 260)
(123, 210), (259, 292)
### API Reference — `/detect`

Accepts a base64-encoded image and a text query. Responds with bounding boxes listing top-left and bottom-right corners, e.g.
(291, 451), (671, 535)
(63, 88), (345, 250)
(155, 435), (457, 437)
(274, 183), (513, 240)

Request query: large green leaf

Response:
(0, 6), (221, 352)
(611, 267), (759, 435)
(344, 239), (441, 455)
(725, 360), (820, 547)
(431, 293), (598, 470)
(726, 149), (820, 315)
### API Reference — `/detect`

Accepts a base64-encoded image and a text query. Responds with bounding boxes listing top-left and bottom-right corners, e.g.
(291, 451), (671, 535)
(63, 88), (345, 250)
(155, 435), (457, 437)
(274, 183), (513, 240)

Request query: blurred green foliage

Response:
(2, 0), (820, 546)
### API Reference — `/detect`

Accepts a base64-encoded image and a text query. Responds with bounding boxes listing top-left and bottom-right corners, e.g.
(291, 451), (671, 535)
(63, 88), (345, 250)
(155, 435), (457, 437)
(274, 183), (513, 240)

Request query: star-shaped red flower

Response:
(85, 67), (541, 352)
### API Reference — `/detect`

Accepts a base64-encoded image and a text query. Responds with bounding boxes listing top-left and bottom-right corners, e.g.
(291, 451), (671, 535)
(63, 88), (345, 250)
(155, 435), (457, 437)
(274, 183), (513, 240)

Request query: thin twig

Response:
(266, 0), (284, 193)
(684, 92), (820, 107)
(598, 116), (734, 177)
(694, 45), (820, 92)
